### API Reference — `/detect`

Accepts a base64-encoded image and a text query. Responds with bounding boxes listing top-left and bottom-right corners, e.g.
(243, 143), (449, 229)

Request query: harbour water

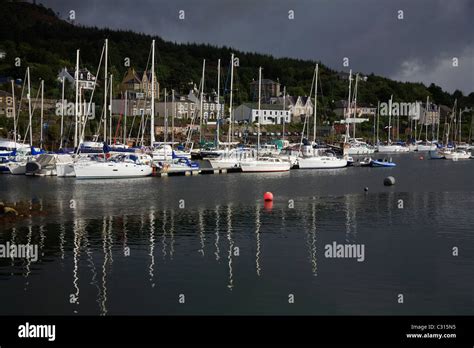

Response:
(0, 153), (473, 315)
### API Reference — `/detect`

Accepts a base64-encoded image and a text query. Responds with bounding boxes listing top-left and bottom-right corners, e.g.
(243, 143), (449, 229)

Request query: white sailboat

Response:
(297, 64), (347, 169)
(377, 95), (409, 153)
(239, 67), (290, 173)
(72, 40), (154, 179)
(75, 153), (153, 179)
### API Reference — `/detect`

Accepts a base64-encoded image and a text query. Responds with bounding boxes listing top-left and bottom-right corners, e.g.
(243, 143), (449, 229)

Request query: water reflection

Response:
(0, 190), (473, 315)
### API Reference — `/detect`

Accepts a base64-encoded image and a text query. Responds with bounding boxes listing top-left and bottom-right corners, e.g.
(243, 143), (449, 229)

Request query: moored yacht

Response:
(240, 156), (291, 172)
(74, 153), (153, 179)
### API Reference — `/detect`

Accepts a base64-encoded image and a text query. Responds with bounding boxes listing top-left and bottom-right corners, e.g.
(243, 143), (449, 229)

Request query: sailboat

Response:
(343, 72), (375, 155)
(240, 67), (290, 173)
(297, 64), (347, 169)
(8, 67), (46, 174)
(377, 95), (409, 153)
(74, 153), (152, 179)
(72, 40), (154, 179)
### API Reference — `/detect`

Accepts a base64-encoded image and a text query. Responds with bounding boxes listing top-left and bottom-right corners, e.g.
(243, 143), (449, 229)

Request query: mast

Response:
(458, 108), (462, 143)
(60, 75), (65, 148)
(374, 100), (379, 145)
(282, 86), (286, 141)
(123, 90), (127, 145)
(258, 66), (262, 158)
(376, 100), (380, 145)
(27, 67), (32, 147)
(150, 39), (156, 146)
(164, 88), (168, 143)
(216, 59), (221, 148)
(345, 69), (352, 142)
(228, 53), (234, 146)
(171, 89), (175, 145)
(11, 79), (17, 147)
(199, 59), (205, 143)
(352, 73), (358, 140)
(388, 95), (393, 144)
(109, 74), (113, 144)
(313, 64), (318, 143)
(104, 39), (108, 144)
(40, 79), (44, 148)
(436, 105), (440, 142)
(425, 96), (429, 142)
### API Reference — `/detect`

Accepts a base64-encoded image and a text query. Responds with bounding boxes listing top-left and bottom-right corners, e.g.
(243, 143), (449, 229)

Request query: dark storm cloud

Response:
(41, 0), (474, 93)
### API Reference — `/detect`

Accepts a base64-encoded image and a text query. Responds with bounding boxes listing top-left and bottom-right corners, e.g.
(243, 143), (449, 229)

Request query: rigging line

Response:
(80, 45), (104, 146)
(22, 81), (41, 145)
(14, 70), (28, 135)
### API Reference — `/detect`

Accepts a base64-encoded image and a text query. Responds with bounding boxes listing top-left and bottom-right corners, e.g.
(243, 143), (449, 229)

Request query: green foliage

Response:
(0, 1), (472, 110)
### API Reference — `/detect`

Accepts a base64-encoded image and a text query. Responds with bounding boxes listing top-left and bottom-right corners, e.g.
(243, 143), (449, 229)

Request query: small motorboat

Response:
(370, 157), (396, 167)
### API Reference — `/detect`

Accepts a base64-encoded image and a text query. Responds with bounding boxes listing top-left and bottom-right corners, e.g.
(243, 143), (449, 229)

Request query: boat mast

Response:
(27, 67), (32, 147)
(199, 59), (205, 143)
(257, 66), (262, 159)
(228, 53), (234, 146)
(123, 90), (127, 145)
(282, 86), (286, 141)
(388, 95), (392, 144)
(377, 100), (380, 145)
(150, 39), (156, 146)
(345, 69), (352, 143)
(11, 79), (17, 147)
(216, 59), (220, 148)
(40, 79), (44, 149)
(313, 64), (318, 143)
(171, 89), (175, 145)
(104, 39), (108, 144)
(164, 88), (168, 143)
(60, 75), (65, 148)
(352, 73), (358, 140)
(109, 74), (113, 144)
(425, 96), (429, 142)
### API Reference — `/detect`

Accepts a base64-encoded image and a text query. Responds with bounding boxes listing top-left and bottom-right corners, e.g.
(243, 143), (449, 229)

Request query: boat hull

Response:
(74, 162), (152, 179)
(298, 157), (347, 169)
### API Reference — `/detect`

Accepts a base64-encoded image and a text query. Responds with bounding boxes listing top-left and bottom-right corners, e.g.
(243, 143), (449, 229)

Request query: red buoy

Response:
(264, 200), (273, 211)
(263, 192), (273, 201)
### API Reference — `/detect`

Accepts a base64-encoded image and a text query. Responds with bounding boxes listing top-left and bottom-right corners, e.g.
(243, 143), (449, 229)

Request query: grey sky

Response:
(41, 0), (474, 94)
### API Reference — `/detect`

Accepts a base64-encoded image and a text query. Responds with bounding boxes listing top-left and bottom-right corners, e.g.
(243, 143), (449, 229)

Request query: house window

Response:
(255, 110), (259, 115)
(264, 111), (267, 115)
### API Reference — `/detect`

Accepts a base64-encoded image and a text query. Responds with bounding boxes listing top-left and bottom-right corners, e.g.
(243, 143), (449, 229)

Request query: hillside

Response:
(0, 0), (473, 147)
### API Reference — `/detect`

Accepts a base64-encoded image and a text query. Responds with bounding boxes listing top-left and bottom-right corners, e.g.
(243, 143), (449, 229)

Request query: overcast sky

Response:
(41, 0), (474, 94)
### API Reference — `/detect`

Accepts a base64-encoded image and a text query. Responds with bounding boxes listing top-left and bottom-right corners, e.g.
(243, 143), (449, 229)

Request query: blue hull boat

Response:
(370, 159), (396, 167)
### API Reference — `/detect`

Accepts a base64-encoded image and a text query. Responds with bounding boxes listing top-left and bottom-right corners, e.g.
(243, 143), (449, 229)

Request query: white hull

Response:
(208, 158), (240, 170)
(377, 145), (409, 153)
(444, 151), (471, 160)
(240, 158), (290, 172)
(8, 162), (27, 175)
(74, 161), (152, 179)
(298, 156), (348, 169)
(56, 162), (76, 177)
(417, 144), (437, 151)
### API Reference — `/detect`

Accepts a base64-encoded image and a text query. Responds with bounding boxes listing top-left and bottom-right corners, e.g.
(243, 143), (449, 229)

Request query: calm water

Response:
(0, 153), (473, 315)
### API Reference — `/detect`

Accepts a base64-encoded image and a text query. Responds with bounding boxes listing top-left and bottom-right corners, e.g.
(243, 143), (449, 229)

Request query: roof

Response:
(0, 90), (13, 97)
(241, 102), (289, 111)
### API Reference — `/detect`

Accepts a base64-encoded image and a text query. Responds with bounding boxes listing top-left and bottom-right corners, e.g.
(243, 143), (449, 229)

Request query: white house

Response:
(269, 95), (313, 123)
(57, 67), (96, 90)
(233, 103), (291, 125)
